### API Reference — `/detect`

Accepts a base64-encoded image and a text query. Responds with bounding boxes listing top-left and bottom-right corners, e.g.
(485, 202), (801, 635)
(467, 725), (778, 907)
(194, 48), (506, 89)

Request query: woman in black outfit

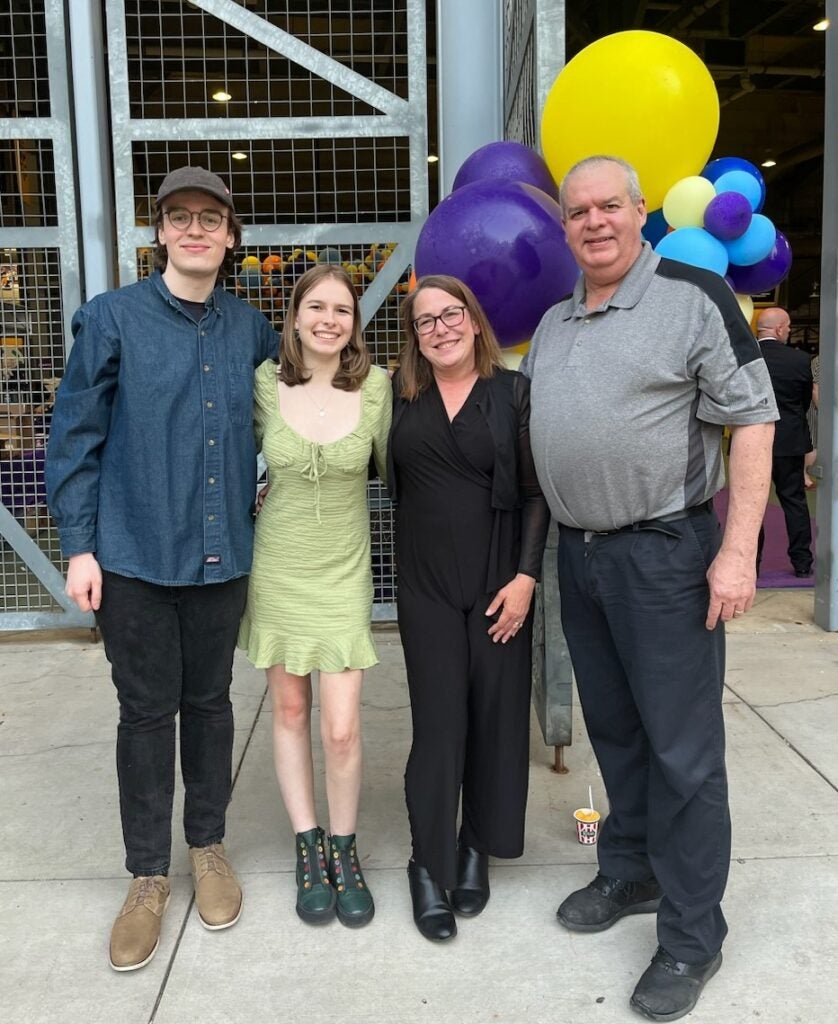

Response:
(388, 275), (550, 941)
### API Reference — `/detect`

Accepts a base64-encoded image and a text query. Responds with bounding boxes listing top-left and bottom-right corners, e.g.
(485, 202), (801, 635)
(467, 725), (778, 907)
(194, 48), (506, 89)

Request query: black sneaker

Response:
(556, 873), (662, 932)
(630, 945), (722, 1021)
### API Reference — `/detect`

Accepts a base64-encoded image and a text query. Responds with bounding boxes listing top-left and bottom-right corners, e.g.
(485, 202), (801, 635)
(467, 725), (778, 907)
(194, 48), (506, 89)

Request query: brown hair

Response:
(398, 274), (505, 400)
(278, 264), (371, 391)
(152, 202), (243, 282)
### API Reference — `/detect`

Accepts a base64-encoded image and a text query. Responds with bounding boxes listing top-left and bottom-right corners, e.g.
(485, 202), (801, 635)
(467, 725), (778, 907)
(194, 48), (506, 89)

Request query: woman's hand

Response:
(254, 482), (271, 516)
(485, 573), (536, 644)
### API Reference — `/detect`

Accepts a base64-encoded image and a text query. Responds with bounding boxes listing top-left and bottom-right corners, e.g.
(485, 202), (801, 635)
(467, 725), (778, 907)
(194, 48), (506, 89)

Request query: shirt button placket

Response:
(201, 323), (222, 581)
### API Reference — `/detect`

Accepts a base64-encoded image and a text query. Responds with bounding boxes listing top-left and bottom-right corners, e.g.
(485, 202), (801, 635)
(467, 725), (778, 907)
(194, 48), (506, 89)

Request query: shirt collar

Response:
(562, 241), (660, 320)
(150, 269), (223, 313)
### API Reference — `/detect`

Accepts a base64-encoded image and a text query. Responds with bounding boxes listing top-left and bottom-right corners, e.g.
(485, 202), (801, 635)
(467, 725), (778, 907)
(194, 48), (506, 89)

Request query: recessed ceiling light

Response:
(761, 158), (777, 168)
(212, 90), (232, 102)
(427, 154), (439, 164)
(231, 152), (248, 161)
(813, 18), (830, 31)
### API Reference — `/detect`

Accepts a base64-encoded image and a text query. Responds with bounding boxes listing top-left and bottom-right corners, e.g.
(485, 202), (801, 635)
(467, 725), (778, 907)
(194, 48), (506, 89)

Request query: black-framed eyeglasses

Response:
(164, 208), (228, 232)
(412, 305), (467, 336)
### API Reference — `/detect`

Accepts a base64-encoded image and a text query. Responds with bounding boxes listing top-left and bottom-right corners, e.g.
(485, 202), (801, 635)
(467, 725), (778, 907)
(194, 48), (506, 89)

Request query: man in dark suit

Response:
(756, 307), (814, 577)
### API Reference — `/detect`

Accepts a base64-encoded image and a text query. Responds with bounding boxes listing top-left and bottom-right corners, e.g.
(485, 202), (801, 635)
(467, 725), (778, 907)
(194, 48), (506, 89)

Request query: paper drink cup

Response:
(573, 807), (601, 845)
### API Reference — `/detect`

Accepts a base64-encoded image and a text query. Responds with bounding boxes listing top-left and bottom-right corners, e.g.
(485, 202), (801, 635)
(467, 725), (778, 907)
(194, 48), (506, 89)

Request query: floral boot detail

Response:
(295, 826), (336, 924)
(329, 833), (375, 928)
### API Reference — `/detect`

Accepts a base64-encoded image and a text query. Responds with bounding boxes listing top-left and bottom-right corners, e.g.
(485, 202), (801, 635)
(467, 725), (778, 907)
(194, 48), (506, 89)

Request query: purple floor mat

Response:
(713, 488), (815, 589)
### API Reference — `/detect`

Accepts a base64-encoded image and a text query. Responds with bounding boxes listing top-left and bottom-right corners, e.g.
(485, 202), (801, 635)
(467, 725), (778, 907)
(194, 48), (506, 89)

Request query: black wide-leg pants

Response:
(398, 579), (532, 891)
(558, 513), (730, 964)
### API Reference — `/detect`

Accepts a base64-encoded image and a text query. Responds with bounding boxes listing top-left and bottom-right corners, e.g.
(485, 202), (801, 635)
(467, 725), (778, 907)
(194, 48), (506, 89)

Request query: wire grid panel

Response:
(0, 0), (86, 627)
(0, 248), (67, 613)
(124, 0), (409, 120)
(0, 5), (51, 118)
(132, 137), (413, 225)
(0, 139), (58, 227)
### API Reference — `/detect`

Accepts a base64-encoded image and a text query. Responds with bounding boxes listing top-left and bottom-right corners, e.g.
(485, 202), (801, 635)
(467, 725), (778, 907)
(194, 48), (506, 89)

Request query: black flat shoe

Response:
(407, 861), (457, 941)
(630, 945), (722, 1022)
(450, 845), (490, 917)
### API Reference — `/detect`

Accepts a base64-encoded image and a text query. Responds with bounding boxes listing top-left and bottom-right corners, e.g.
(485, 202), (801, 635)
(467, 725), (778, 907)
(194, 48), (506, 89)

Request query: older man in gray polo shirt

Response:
(522, 156), (776, 1022)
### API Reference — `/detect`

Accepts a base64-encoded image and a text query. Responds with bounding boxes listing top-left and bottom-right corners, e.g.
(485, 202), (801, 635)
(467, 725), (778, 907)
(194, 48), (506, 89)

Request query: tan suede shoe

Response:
(109, 875), (171, 972)
(189, 843), (242, 930)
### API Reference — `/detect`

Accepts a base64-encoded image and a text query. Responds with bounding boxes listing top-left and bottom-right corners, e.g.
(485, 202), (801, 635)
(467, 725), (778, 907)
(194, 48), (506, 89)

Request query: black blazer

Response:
(759, 338), (813, 456)
(387, 368), (550, 587)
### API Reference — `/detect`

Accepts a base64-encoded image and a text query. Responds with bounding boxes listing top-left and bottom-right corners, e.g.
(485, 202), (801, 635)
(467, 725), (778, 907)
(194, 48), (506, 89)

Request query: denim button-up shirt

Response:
(46, 271), (278, 585)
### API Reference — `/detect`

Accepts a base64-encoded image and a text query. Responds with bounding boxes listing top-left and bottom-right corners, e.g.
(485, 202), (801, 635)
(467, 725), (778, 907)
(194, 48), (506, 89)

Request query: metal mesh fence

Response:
(132, 138), (413, 224)
(1, 245), (67, 613)
(0, 139), (58, 227)
(1, 1), (80, 624)
(0, 3), (51, 118)
(124, 0), (409, 120)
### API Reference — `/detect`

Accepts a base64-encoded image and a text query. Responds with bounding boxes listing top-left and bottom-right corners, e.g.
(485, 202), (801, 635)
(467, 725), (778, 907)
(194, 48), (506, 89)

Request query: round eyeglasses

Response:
(412, 305), (467, 336)
(164, 208), (228, 232)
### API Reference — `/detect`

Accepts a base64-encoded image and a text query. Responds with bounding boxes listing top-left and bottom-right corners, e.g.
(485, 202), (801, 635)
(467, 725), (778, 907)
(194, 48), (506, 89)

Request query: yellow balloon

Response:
(735, 293), (754, 322)
(502, 340), (530, 370)
(663, 176), (717, 229)
(241, 255), (261, 269)
(541, 31), (719, 212)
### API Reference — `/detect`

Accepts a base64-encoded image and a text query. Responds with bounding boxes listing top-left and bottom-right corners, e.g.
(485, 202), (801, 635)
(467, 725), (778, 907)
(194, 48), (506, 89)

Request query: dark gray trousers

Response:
(558, 511), (729, 963)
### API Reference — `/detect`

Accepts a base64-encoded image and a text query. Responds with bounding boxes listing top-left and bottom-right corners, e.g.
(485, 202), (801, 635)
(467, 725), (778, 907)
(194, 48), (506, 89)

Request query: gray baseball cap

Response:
(155, 166), (234, 210)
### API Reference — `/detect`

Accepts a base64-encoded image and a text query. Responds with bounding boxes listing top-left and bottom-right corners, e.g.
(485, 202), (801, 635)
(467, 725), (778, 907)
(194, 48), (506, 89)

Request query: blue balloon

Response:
(727, 231), (793, 294)
(642, 208), (669, 247)
(702, 157), (766, 212)
(655, 227), (729, 276)
(453, 141), (559, 201)
(712, 170), (763, 212)
(415, 180), (579, 347)
(724, 214), (776, 266)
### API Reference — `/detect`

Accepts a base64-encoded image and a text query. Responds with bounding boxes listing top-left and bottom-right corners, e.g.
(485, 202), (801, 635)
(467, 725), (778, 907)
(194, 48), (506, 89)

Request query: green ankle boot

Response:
(295, 827), (336, 925)
(329, 833), (375, 928)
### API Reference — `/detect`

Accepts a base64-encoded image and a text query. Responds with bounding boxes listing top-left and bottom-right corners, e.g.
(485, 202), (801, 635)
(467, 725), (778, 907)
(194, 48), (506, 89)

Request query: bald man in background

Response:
(756, 307), (814, 577)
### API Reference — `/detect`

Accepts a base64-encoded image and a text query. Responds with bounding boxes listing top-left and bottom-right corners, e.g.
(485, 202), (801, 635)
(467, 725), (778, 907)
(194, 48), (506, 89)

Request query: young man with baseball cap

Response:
(47, 167), (277, 971)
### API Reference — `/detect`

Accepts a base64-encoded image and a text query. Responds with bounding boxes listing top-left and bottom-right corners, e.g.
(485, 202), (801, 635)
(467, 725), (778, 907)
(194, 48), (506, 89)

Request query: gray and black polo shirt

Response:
(521, 242), (778, 532)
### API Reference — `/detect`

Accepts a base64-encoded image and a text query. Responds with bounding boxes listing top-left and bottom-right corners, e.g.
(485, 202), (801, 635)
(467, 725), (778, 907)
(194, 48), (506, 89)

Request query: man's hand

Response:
(705, 548), (756, 629)
(66, 553), (103, 612)
(707, 421), (774, 629)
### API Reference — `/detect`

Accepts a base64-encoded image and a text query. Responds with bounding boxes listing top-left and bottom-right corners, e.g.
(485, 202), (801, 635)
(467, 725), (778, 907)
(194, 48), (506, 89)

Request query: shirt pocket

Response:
(228, 362), (255, 425)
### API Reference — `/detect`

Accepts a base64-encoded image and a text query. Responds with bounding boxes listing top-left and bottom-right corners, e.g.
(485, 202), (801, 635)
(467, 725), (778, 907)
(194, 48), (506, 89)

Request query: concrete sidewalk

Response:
(1, 588), (836, 1024)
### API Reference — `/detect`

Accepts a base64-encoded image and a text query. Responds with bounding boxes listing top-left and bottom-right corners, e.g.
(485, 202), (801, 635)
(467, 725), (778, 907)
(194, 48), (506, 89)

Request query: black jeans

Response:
(558, 512), (729, 964)
(96, 571), (248, 876)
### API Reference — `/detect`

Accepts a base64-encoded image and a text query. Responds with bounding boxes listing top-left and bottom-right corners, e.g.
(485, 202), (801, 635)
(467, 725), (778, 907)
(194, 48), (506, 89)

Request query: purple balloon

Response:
(702, 156), (766, 212)
(726, 231), (793, 294)
(415, 180), (579, 347)
(452, 141), (559, 201)
(703, 192), (753, 241)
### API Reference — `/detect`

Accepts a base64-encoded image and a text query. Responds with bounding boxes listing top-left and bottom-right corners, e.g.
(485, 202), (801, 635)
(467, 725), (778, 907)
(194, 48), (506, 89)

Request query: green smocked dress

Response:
(238, 359), (392, 674)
